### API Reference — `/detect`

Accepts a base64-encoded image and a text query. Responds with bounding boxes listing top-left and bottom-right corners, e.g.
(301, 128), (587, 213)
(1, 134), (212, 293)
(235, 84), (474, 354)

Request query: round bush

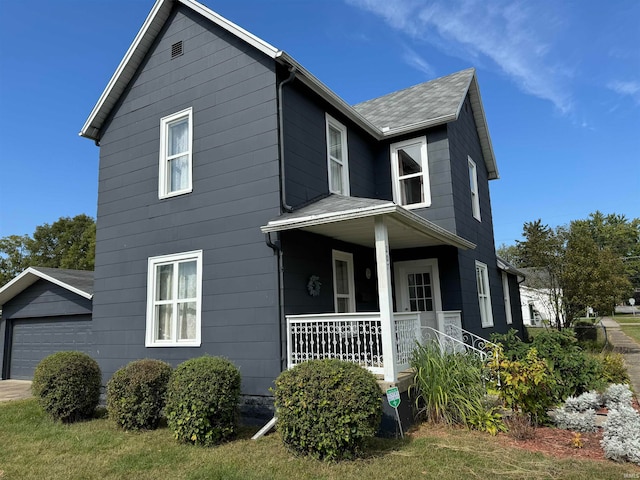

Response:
(31, 351), (101, 423)
(274, 359), (383, 461)
(165, 356), (241, 446)
(107, 359), (172, 430)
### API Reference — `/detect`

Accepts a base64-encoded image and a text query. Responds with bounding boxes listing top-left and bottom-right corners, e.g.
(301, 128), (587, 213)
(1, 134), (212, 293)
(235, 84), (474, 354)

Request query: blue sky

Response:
(1, 0), (638, 248)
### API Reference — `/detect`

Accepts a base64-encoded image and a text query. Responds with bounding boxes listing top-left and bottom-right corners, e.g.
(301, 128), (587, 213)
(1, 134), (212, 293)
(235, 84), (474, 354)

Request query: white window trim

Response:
(475, 261), (494, 328)
(390, 136), (431, 209)
(146, 250), (203, 347)
(159, 107), (193, 199)
(332, 250), (356, 313)
(468, 156), (481, 221)
(502, 272), (513, 325)
(325, 114), (350, 196)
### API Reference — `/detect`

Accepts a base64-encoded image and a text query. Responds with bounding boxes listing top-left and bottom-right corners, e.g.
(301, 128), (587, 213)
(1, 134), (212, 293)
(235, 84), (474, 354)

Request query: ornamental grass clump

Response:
(410, 341), (504, 434)
(273, 359), (382, 461)
(107, 359), (172, 431)
(31, 351), (101, 423)
(165, 356), (241, 446)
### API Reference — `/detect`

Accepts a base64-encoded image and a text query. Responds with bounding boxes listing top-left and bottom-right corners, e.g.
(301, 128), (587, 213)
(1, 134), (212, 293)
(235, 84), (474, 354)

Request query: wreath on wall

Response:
(307, 275), (322, 297)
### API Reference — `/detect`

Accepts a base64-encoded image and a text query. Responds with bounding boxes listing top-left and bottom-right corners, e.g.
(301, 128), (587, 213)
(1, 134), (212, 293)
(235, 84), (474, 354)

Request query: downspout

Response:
(278, 66), (296, 213)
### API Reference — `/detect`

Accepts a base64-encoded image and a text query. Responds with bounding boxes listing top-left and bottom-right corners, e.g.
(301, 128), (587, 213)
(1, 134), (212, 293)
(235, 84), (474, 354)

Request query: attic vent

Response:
(171, 41), (183, 58)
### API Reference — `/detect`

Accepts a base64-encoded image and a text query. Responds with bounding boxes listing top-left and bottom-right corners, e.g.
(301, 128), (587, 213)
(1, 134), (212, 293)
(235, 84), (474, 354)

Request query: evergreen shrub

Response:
(107, 359), (172, 430)
(31, 351), (101, 423)
(273, 359), (382, 461)
(165, 356), (241, 446)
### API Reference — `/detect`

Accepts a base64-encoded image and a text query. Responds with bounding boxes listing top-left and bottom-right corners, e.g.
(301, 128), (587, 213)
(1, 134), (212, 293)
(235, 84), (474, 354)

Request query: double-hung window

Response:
(332, 250), (355, 313)
(475, 261), (493, 327)
(390, 137), (430, 208)
(146, 250), (202, 347)
(326, 114), (350, 196)
(159, 107), (193, 198)
(502, 272), (513, 325)
(468, 156), (481, 221)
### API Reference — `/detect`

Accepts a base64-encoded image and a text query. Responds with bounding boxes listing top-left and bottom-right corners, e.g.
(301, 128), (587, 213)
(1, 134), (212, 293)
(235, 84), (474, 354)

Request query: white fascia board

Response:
(261, 203), (397, 233)
(276, 52), (383, 139)
(179, 0), (279, 58)
(30, 268), (93, 300)
(80, 0), (280, 141)
(392, 208), (476, 250)
(468, 76), (499, 180)
(380, 114), (458, 138)
(0, 267), (93, 307)
(80, 0), (172, 140)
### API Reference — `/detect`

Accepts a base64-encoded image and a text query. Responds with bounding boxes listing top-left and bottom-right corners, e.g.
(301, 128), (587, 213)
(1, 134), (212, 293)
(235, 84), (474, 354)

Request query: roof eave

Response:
(0, 267), (93, 307)
(80, 0), (281, 141)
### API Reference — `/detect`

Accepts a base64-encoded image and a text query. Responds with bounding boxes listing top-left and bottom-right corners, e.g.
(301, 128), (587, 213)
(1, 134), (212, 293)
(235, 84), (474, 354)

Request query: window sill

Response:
(159, 187), (193, 200)
(145, 340), (201, 347)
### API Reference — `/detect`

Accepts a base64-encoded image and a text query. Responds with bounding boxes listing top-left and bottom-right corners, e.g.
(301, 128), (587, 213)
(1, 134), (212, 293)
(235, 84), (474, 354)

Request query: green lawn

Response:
(1, 400), (638, 480)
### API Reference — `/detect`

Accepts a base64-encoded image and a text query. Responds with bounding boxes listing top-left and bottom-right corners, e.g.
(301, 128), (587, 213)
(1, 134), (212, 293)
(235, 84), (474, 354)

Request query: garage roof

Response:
(0, 267), (94, 307)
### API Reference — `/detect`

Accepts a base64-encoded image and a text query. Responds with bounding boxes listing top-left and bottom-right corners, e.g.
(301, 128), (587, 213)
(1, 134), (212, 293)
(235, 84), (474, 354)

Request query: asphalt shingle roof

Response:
(353, 68), (475, 131)
(30, 267), (94, 295)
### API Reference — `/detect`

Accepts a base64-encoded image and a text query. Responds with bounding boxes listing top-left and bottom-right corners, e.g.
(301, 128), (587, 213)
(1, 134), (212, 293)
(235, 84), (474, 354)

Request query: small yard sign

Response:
(386, 387), (401, 408)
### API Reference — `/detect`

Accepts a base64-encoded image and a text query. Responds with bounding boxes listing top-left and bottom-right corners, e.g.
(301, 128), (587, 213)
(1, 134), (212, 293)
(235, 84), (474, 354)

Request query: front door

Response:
(394, 259), (442, 330)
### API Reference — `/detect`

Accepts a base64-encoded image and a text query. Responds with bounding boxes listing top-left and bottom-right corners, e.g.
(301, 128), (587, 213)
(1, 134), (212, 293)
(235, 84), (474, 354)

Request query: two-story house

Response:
(76, 0), (523, 418)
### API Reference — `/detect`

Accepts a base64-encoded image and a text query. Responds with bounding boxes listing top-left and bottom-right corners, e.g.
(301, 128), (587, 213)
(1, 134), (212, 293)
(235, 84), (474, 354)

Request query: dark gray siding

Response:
(2, 279), (92, 319)
(1, 279), (93, 379)
(93, 5), (281, 396)
(281, 231), (379, 315)
(447, 95), (506, 335)
(282, 79), (379, 207)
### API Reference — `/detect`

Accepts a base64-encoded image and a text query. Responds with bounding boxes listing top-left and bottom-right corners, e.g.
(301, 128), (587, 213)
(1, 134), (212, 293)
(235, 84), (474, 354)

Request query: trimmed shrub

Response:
(165, 356), (241, 446)
(107, 359), (172, 430)
(31, 351), (101, 423)
(273, 359), (382, 461)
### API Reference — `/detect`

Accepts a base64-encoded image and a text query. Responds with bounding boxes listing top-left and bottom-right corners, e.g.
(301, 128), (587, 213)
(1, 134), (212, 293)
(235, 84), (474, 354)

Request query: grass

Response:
(1, 400), (639, 479)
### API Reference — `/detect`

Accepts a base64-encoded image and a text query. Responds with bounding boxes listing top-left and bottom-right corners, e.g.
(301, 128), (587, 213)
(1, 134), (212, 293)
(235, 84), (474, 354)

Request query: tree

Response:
(0, 215), (95, 287)
(516, 220), (565, 328)
(563, 219), (632, 320)
(0, 235), (32, 286)
(496, 243), (518, 264)
(513, 213), (636, 328)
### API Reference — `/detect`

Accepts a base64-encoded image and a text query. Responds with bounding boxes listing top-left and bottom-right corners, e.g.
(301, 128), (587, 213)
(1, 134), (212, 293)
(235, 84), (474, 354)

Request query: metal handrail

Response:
(421, 326), (488, 360)
(443, 323), (499, 359)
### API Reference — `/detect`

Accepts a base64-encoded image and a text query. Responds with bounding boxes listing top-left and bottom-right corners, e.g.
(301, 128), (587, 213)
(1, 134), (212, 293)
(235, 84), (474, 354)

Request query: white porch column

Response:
(374, 216), (398, 382)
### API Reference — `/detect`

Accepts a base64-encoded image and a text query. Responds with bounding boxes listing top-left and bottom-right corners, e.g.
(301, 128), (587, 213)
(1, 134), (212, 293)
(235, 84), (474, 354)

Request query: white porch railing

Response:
(286, 312), (421, 375)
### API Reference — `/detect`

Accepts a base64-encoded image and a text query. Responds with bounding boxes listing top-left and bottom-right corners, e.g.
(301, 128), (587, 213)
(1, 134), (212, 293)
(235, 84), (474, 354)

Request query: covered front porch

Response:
(262, 195), (478, 383)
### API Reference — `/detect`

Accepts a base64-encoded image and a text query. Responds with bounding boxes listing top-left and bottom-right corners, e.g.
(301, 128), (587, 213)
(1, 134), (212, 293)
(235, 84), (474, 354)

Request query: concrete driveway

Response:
(0, 380), (32, 402)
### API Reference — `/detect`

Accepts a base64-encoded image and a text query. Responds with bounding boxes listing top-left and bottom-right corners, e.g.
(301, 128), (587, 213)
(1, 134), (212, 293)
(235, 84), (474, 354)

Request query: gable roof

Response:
(79, 0), (497, 178)
(0, 267), (94, 307)
(354, 69), (498, 179)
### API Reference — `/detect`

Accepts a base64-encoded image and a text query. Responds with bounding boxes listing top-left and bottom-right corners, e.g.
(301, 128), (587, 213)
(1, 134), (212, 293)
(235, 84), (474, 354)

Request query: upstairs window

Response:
(326, 114), (350, 196)
(390, 137), (430, 208)
(468, 156), (481, 221)
(146, 250), (202, 347)
(159, 108), (193, 198)
(475, 261), (494, 328)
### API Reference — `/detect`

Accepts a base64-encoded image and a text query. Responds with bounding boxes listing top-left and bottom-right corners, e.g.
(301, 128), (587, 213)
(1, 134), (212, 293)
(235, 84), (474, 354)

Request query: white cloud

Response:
(346, 0), (574, 113)
(607, 81), (640, 105)
(401, 47), (434, 77)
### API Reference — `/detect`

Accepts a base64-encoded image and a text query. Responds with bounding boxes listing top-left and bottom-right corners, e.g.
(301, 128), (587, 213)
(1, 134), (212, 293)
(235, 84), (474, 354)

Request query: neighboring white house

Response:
(519, 268), (563, 327)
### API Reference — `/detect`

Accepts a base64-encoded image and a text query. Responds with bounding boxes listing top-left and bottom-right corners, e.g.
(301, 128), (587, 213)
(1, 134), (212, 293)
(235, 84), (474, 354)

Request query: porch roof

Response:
(261, 195), (476, 250)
